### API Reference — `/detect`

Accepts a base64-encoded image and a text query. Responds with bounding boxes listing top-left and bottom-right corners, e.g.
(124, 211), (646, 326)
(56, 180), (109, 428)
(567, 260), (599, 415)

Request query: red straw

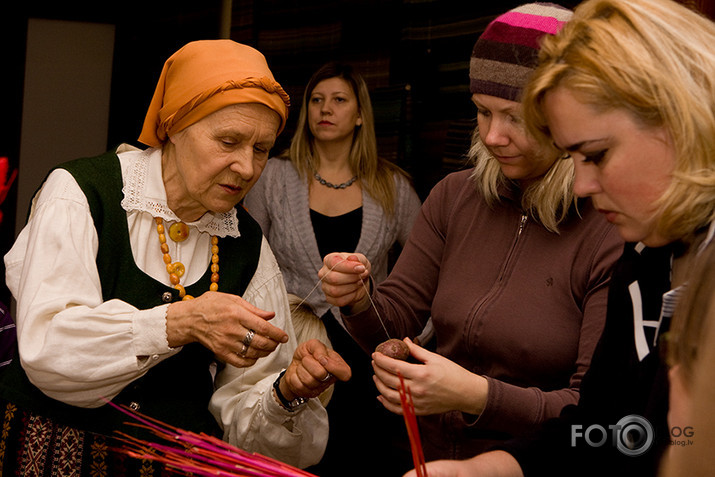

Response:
(105, 400), (318, 477)
(398, 372), (427, 477)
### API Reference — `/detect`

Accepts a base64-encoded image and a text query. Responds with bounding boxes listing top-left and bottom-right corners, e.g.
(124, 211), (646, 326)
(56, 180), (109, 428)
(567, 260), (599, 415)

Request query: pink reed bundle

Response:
(107, 400), (317, 477)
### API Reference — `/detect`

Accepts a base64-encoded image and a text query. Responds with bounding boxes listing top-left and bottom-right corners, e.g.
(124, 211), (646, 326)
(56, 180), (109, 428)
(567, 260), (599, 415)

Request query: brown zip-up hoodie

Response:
(343, 168), (624, 461)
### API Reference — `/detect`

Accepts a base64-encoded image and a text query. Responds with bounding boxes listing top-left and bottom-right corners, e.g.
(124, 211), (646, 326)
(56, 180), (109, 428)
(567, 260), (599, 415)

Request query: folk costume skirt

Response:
(0, 400), (171, 477)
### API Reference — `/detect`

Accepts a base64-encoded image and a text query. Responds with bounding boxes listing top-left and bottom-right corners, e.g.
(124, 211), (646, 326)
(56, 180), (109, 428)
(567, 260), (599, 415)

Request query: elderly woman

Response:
(0, 40), (349, 475)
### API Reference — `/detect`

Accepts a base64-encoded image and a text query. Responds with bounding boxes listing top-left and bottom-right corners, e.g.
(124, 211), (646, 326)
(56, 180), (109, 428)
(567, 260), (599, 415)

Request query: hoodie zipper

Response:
(466, 213), (529, 352)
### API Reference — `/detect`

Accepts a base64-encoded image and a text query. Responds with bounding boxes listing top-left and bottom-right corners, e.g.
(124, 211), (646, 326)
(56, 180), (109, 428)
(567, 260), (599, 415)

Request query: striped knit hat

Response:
(470, 3), (572, 101)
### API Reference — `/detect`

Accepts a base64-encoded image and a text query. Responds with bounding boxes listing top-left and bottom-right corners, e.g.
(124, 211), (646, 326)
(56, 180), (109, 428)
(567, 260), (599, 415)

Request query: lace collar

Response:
(119, 146), (241, 238)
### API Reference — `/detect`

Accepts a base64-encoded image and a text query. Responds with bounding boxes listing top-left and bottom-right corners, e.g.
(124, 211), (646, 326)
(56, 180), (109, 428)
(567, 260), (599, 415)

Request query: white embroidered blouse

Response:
(4, 144), (327, 468)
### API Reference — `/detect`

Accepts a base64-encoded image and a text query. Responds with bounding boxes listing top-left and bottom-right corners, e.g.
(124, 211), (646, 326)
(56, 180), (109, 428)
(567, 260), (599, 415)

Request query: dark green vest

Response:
(0, 150), (263, 438)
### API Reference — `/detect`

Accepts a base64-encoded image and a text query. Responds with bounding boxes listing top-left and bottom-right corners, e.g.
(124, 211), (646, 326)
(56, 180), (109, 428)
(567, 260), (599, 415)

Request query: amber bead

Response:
(154, 217), (218, 299)
(169, 222), (190, 242)
(171, 262), (185, 278)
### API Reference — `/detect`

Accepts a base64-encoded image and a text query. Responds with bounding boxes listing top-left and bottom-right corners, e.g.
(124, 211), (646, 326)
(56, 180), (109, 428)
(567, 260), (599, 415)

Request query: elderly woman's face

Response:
(472, 93), (555, 186)
(165, 103), (280, 221)
(543, 86), (675, 246)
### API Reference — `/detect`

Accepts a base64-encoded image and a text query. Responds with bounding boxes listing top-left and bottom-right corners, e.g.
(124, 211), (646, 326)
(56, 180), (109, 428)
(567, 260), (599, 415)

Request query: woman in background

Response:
(244, 62), (421, 476)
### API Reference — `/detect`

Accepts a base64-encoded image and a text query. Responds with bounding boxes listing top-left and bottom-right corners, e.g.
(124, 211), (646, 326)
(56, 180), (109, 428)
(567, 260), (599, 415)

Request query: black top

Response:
(310, 207), (362, 259)
(306, 205), (414, 477)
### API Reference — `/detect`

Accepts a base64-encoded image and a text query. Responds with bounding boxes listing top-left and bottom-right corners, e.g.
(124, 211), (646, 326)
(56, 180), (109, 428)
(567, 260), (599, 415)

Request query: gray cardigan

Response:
(244, 157), (421, 319)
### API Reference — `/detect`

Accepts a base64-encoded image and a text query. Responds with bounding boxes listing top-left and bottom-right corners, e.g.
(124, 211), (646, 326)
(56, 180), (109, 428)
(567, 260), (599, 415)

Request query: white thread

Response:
(291, 259), (346, 311)
(292, 258), (391, 340)
(359, 278), (391, 340)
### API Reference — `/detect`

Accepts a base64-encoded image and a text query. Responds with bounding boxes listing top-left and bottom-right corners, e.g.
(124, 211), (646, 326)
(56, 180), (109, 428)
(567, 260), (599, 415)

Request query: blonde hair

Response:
(667, 242), (715, 388)
(468, 122), (575, 234)
(285, 62), (409, 216)
(523, 0), (715, 242)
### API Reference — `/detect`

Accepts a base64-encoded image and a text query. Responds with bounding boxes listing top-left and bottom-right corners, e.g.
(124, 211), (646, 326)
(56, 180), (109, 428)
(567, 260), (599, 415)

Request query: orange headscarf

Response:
(138, 40), (290, 148)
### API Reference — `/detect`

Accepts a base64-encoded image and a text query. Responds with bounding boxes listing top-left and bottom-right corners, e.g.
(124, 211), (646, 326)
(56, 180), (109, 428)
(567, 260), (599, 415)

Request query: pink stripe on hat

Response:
(495, 11), (568, 35)
(480, 21), (554, 50)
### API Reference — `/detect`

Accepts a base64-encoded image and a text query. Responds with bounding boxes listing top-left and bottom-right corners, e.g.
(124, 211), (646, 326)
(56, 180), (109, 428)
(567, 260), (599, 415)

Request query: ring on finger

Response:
(321, 373), (333, 382)
(239, 344), (248, 356)
(242, 329), (255, 348)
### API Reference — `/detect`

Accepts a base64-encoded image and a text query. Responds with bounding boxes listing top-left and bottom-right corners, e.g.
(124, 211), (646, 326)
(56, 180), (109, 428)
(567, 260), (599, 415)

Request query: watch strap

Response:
(273, 369), (308, 412)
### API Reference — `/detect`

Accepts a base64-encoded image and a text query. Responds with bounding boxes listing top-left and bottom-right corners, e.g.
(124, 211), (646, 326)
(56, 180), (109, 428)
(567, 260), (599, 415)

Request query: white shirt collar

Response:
(119, 145), (241, 238)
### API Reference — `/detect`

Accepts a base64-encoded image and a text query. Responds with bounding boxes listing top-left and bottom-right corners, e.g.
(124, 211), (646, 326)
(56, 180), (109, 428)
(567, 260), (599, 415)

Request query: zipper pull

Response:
(518, 214), (527, 235)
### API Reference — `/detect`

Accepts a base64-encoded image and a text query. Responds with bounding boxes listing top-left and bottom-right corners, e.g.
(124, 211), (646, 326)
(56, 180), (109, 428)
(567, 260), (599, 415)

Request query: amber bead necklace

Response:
(154, 218), (219, 300)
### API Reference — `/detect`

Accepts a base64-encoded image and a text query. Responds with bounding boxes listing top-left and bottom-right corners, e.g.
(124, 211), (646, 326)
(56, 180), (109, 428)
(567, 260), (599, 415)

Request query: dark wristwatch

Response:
(273, 370), (308, 412)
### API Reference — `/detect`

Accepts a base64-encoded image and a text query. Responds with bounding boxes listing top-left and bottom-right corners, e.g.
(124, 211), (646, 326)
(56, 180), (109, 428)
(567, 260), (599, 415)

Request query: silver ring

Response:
(239, 344), (248, 356)
(242, 329), (255, 347)
(320, 373), (332, 382)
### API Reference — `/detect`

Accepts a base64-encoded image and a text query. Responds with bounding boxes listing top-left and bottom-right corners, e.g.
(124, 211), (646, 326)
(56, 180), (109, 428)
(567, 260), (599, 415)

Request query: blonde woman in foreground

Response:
(402, 0), (715, 476)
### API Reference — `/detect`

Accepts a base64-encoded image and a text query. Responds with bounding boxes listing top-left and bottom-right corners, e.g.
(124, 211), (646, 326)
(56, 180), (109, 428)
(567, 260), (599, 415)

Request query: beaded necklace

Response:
(154, 217), (219, 300)
(313, 170), (358, 189)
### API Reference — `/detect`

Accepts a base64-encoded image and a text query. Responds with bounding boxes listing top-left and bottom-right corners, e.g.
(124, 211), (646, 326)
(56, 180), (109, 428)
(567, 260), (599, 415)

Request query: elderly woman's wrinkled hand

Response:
(165, 291), (289, 368)
(279, 339), (351, 402)
(319, 252), (372, 311)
